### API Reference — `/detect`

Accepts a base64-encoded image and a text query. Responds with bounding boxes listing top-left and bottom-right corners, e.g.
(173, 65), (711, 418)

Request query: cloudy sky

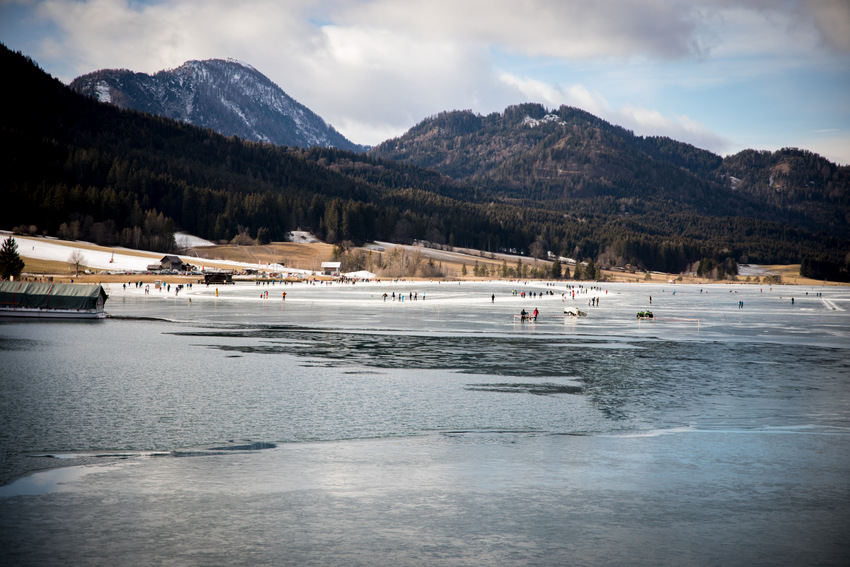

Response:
(2, 0), (849, 163)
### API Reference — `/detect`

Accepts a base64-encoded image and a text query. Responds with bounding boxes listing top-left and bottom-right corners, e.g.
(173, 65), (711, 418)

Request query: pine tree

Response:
(551, 259), (562, 279)
(0, 236), (26, 279)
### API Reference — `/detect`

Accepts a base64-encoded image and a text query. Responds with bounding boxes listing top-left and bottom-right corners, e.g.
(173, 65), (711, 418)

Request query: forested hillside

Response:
(2, 45), (848, 276)
(370, 104), (850, 237)
(718, 148), (850, 234)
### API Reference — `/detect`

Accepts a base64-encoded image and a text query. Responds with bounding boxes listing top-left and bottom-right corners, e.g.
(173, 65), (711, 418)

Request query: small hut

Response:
(321, 262), (341, 276)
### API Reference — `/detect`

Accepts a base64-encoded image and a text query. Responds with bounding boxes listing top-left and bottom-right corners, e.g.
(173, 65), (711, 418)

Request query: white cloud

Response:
(331, 118), (405, 148)
(617, 104), (729, 152)
(23, 0), (513, 143)
(35, 0), (317, 77)
(500, 72), (729, 153)
(748, 131), (850, 166)
(298, 24), (510, 142)
(498, 73), (609, 117)
(805, 0), (850, 53)
(329, 0), (709, 60)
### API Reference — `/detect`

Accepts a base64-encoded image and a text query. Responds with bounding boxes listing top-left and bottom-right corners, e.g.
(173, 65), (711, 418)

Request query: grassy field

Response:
(186, 242), (336, 271)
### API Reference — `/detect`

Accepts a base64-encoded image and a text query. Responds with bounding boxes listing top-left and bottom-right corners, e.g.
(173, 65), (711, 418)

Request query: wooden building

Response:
(203, 270), (233, 284)
(160, 255), (185, 271)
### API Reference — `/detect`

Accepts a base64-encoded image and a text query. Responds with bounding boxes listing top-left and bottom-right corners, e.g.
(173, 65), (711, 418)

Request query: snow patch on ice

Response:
(345, 270), (377, 279)
(737, 264), (778, 277)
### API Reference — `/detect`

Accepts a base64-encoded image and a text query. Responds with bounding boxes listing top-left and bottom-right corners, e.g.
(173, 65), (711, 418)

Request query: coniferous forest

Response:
(3, 45), (849, 277)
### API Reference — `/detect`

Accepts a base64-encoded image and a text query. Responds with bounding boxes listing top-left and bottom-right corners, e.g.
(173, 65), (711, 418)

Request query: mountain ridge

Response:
(70, 58), (366, 153)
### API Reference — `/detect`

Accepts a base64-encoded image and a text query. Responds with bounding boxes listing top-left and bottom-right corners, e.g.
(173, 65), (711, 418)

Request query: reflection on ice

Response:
(2, 433), (849, 565)
(0, 464), (110, 498)
(464, 382), (583, 395)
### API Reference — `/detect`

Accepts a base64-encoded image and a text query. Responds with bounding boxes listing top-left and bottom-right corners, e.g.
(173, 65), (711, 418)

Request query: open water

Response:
(1, 281), (849, 565)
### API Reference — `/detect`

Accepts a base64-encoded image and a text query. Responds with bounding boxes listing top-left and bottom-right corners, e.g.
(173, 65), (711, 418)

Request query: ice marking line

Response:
(822, 298), (843, 311)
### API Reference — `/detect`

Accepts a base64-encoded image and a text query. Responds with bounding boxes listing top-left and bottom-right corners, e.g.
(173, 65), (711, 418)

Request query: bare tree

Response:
(529, 236), (547, 261)
(177, 235), (191, 253)
(68, 250), (86, 276)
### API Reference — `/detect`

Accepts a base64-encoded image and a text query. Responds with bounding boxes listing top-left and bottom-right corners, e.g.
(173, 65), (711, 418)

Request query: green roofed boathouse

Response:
(0, 282), (108, 319)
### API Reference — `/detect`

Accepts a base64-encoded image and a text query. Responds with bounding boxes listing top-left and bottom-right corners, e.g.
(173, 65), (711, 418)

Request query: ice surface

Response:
(2, 279), (848, 565)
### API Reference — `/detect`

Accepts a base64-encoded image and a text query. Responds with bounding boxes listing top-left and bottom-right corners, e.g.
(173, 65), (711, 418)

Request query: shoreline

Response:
(15, 270), (843, 288)
(5, 231), (844, 288)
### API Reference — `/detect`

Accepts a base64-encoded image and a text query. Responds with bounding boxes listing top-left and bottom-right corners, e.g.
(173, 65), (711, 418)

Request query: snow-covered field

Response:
(4, 232), (371, 278)
(8, 233), (166, 272)
(5, 232), (277, 273)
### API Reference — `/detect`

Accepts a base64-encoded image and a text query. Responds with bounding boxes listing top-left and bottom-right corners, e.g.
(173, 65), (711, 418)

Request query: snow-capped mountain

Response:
(70, 59), (365, 152)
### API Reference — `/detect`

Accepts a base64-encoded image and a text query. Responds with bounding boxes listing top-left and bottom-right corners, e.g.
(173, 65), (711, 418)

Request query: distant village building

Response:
(146, 255), (186, 272)
(321, 261), (341, 276)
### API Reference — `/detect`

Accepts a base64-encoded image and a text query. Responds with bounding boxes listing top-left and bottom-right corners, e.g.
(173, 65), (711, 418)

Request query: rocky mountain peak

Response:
(70, 59), (365, 152)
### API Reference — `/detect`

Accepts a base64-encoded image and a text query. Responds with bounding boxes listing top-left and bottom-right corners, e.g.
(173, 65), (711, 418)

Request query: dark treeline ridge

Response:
(2, 45), (848, 275)
(371, 104), (850, 238)
(800, 257), (850, 283)
(372, 105), (850, 275)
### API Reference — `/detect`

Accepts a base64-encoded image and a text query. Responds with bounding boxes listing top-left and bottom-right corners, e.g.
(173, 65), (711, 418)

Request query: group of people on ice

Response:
(519, 308), (539, 322)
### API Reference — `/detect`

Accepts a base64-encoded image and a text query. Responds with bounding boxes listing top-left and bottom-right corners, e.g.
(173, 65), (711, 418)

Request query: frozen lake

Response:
(1, 281), (849, 565)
